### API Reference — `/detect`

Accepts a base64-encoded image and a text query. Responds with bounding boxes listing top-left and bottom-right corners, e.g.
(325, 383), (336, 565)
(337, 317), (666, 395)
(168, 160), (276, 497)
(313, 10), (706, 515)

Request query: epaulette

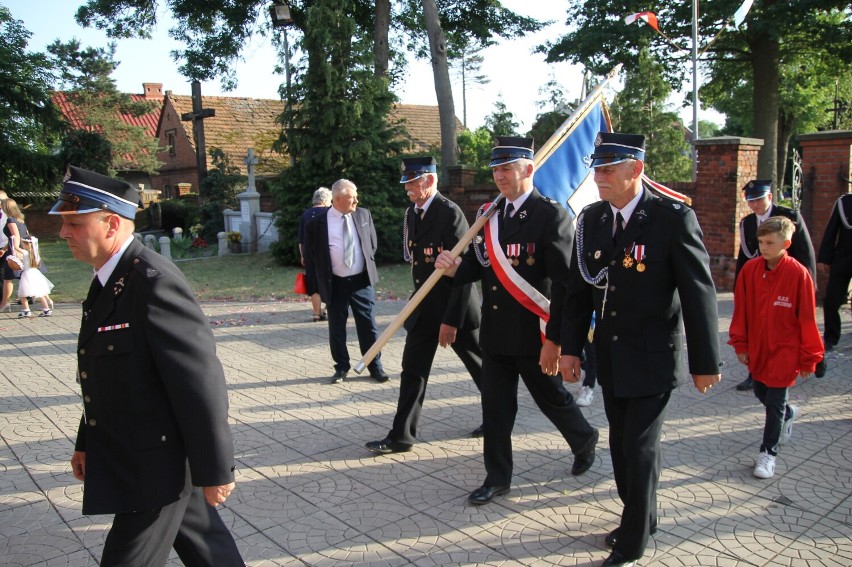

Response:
(436, 194), (456, 209)
(652, 193), (690, 215)
(131, 255), (163, 281)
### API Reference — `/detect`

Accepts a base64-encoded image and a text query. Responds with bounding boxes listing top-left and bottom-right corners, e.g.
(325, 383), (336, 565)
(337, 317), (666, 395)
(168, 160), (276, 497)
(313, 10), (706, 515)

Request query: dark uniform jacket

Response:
(403, 192), (480, 333)
(736, 203), (816, 283)
(817, 194), (852, 272)
(303, 207), (379, 305)
(562, 189), (722, 398)
(75, 238), (236, 515)
(454, 189), (573, 356)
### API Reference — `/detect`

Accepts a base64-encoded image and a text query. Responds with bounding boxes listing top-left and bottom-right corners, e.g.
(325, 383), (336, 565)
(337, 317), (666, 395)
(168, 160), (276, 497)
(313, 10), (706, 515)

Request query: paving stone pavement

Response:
(1, 292), (851, 566)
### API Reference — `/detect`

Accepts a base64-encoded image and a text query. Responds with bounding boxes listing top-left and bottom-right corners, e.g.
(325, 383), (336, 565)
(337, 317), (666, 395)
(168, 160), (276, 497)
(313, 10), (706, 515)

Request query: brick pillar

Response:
(798, 130), (852, 293)
(442, 165), (480, 221)
(693, 136), (764, 290)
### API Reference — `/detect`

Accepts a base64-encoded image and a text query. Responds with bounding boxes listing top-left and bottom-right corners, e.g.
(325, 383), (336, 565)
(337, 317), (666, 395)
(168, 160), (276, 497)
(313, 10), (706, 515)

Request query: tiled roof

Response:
(52, 92), (161, 137)
(390, 104), (465, 152)
(167, 95), (463, 176)
(167, 94), (289, 177)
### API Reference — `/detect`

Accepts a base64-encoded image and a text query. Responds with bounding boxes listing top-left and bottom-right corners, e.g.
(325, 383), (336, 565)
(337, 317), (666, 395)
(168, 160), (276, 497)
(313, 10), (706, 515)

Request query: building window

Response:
(166, 129), (176, 156)
(163, 184), (173, 199)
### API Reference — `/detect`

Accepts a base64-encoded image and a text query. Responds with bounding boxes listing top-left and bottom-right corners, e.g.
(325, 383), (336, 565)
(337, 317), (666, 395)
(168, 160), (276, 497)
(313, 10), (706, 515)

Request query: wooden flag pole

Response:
(353, 192), (504, 374)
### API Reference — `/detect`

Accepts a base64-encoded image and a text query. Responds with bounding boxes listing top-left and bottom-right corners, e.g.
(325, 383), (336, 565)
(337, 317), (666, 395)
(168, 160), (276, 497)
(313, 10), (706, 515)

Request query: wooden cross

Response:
(181, 80), (216, 187)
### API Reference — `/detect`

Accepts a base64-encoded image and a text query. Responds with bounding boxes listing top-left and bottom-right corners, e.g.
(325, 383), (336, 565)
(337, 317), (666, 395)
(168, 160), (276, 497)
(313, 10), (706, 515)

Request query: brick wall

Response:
(798, 131), (852, 293)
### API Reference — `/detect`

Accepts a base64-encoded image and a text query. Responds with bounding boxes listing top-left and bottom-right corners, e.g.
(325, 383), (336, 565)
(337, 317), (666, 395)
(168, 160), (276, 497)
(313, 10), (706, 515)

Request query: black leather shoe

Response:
(815, 358), (827, 378)
(330, 370), (347, 384)
(605, 526), (657, 548)
(735, 376), (754, 391)
(601, 550), (637, 566)
(572, 428), (599, 475)
(369, 369), (390, 383)
(467, 484), (509, 505)
(365, 438), (412, 454)
(470, 424), (484, 438)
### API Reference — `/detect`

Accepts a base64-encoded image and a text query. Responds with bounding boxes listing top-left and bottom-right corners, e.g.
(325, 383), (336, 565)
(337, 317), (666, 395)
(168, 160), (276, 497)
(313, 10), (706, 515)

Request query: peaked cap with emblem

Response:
(399, 156), (437, 183)
(49, 166), (143, 219)
(742, 179), (772, 201)
(588, 132), (646, 167)
(489, 136), (534, 167)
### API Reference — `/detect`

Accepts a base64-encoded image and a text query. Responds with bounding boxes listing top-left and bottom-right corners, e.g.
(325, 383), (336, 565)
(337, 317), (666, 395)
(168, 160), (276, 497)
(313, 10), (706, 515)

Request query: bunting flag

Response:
(624, 11), (659, 31)
(733, 0), (754, 28)
(534, 64), (693, 214)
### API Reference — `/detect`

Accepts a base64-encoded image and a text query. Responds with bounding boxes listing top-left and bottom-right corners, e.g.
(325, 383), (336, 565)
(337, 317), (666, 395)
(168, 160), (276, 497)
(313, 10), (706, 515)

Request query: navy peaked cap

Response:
(588, 132), (646, 167)
(399, 156), (437, 183)
(743, 179), (772, 200)
(49, 166), (142, 219)
(489, 136), (534, 167)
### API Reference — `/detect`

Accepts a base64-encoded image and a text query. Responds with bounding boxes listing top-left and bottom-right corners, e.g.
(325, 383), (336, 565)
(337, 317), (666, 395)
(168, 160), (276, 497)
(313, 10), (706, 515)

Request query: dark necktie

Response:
(414, 207), (424, 230)
(613, 212), (625, 244)
(505, 203), (515, 220)
(85, 276), (103, 310)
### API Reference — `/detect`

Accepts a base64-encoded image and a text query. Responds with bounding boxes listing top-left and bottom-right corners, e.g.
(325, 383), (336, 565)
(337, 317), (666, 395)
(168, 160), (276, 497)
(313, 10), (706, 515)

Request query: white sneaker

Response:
(753, 452), (776, 479)
(576, 386), (594, 407)
(780, 405), (799, 444)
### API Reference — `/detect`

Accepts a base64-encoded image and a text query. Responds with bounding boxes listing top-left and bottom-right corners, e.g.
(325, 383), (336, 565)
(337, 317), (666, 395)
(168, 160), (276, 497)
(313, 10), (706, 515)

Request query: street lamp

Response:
(268, 2), (293, 26)
(269, 2), (295, 165)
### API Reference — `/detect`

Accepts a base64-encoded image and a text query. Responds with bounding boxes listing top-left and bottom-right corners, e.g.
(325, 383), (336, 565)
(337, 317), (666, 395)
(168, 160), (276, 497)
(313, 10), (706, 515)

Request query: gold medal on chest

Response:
(526, 256), (535, 266)
(636, 262), (646, 272)
(622, 255), (634, 268)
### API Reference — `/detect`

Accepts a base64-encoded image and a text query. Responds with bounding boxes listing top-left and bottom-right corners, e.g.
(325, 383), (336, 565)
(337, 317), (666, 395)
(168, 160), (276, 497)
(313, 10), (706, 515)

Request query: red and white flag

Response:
(624, 11), (659, 31)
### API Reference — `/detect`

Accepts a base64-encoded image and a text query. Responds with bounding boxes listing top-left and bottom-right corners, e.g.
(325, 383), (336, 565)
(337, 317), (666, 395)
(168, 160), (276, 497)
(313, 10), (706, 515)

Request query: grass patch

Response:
(39, 239), (414, 303)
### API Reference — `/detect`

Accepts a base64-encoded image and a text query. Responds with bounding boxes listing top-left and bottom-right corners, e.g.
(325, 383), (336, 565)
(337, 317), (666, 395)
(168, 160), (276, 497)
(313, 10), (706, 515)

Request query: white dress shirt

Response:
(327, 207), (366, 277)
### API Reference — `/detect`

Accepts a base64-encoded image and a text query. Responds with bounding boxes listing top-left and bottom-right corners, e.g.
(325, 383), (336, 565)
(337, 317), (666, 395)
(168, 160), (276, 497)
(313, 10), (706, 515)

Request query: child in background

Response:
(728, 216), (823, 479)
(16, 237), (54, 318)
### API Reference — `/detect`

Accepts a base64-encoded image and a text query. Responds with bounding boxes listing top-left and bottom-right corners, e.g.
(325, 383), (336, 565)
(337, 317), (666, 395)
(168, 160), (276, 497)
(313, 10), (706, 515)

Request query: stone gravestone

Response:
(237, 148), (260, 253)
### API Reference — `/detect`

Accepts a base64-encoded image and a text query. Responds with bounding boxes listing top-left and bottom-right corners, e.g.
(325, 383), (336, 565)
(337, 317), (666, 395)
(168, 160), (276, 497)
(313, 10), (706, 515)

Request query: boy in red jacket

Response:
(729, 216), (824, 479)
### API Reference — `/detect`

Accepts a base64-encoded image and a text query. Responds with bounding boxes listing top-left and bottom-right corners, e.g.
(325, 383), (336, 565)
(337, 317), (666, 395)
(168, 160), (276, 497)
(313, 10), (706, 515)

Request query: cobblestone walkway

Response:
(1, 293), (850, 566)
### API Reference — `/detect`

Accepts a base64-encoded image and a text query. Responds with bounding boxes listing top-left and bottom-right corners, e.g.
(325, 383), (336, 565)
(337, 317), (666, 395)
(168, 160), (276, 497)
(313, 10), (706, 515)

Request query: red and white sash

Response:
(483, 203), (550, 341)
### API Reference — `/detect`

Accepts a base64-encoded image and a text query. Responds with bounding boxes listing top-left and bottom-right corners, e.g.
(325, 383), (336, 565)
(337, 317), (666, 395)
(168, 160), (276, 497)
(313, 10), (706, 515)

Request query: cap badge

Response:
(594, 133), (603, 147)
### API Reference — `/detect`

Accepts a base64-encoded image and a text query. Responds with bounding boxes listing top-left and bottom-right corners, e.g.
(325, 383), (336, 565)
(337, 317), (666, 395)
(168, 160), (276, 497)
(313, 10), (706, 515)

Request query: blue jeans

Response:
(328, 272), (383, 373)
(752, 381), (793, 456)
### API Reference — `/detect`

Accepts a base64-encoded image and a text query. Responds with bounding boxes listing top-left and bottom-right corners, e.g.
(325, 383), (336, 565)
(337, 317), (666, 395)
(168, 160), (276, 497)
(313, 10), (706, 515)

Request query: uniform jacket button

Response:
(107, 345), (114, 351)
(80, 371), (88, 380)
(491, 286), (498, 291)
(492, 305), (498, 310)
(161, 435), (167, 442)
(609, 285), (616, 291)
(613, 336), (619, 341)
(88, 418), (96, 426)
(84, 395), (91, 403)
(79, 348), (86, 355)
(610, 311), (616, 317)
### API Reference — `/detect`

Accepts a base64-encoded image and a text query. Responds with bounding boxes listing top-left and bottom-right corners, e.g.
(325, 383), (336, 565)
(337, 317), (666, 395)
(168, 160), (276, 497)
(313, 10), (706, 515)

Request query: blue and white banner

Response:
(533, 94), (611, 218)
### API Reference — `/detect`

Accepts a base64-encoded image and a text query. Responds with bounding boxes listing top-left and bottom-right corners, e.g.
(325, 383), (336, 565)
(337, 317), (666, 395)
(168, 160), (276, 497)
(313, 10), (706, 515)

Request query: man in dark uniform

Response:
(365, 157), (483, 454)
(734, 179), (820, 390)
(436, 137), (599, 506)
(561, 132), (722, 567)
(303, 179), (390, 384)
(51, 167), (243, 566)
(818, 192), (852, 351)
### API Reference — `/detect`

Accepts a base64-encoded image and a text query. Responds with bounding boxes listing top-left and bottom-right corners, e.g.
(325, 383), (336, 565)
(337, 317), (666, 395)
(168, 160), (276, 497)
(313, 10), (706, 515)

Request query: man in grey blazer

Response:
(303, 178), (389, 384)
(51, 166), (243, 566)
(366, 157), (483, 454)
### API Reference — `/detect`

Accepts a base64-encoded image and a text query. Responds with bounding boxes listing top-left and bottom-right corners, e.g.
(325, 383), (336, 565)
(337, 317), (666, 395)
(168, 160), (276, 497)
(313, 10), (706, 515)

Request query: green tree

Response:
(527, 75), (576, 148)
(609, 49), (692, 182)
(48, 40), (162, 176)
(457, 126), (495, 183)
(485, 98), (519, 137)
(703, 10), (852, 191)
(198, 148), (245, 242)
(544, 1), (852, 187)
(270, 0), (409, 265)
(451, 43), (490, 128)
(0, 6), (64, 196)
